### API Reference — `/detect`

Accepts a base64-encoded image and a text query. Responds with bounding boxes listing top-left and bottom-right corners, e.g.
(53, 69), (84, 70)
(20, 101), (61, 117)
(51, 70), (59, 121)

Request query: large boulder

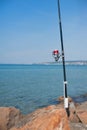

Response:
(76, 101), (87, 125)
(1, 100), (87, 130)
(70, 122), (87, 130)
(69, 102), (80, 123)
(10, 105), (70, 130)
(0, 107), (23, 130)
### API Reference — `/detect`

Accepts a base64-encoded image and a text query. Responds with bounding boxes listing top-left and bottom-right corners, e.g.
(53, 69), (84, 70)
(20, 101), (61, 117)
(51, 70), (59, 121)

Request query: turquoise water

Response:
(0, 64), (87, 114)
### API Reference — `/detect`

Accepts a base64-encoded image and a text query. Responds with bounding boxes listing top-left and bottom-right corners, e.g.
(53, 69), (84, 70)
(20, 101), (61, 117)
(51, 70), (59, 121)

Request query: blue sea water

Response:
(0, 64), (87, 114)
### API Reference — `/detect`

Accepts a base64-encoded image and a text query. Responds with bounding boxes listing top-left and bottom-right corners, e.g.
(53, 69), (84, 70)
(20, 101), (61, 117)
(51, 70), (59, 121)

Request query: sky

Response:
(0, 0), (87, 64)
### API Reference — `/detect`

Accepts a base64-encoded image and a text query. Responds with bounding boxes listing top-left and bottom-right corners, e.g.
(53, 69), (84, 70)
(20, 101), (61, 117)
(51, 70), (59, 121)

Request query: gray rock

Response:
(70, 123), (87, 130)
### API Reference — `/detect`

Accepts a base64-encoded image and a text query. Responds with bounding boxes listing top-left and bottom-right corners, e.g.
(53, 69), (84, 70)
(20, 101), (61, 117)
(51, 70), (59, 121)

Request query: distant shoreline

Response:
(0, 60), (87, 66)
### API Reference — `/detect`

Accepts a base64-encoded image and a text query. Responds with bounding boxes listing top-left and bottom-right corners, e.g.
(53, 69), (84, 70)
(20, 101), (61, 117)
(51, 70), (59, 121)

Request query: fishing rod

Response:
(57, 0), (70, 117)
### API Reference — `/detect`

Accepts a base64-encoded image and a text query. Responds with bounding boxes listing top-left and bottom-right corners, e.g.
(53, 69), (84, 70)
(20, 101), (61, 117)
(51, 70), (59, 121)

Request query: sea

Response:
(0, 64), (87, 114)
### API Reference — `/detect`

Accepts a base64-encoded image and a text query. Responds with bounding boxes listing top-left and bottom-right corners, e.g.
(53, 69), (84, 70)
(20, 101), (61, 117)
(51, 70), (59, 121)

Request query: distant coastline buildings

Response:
(33, 61), (87, 65)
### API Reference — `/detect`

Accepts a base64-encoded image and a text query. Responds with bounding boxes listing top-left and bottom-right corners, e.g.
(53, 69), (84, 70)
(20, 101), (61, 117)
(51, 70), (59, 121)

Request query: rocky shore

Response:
(0, 97), (87, 130)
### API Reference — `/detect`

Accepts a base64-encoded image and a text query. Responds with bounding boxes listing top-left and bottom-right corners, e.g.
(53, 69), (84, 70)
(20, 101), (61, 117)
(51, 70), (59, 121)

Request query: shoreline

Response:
(72, 93), (87, 103)
(0, 97), (87, 130)
(49, 93), (87, 107)
(1, 61), (87, 66)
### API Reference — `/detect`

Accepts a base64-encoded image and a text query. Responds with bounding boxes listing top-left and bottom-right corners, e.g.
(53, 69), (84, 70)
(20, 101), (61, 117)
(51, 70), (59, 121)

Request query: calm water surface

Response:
(0, 64), (87, 114)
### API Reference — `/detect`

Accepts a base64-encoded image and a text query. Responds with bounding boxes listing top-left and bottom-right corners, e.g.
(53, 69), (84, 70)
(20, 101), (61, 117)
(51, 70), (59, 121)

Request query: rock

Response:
(76, 101), (87, 125)
(69, 102), (80, 123)
(58, 96), (73, 103)
(0, 100), (87, 130)
(69, 122), (87, 130)
(0, 107), (24, 130)
(69, 101), (87, 125)
(58, 96), (87, 125)
(10, 105), (70, 130)
(77, 111), (87, 124)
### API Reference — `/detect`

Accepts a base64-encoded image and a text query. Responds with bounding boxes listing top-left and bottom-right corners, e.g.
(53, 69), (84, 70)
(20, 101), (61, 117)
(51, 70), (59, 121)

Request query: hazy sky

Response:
(0, 0), (87, 64)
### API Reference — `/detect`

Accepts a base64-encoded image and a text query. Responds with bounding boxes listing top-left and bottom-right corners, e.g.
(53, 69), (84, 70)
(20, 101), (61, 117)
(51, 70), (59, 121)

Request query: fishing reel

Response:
(52, 50), (61, 62)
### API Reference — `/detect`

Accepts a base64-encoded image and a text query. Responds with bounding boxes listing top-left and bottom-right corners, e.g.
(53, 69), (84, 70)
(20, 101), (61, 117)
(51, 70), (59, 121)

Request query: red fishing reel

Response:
(52, 50), (60, 62)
